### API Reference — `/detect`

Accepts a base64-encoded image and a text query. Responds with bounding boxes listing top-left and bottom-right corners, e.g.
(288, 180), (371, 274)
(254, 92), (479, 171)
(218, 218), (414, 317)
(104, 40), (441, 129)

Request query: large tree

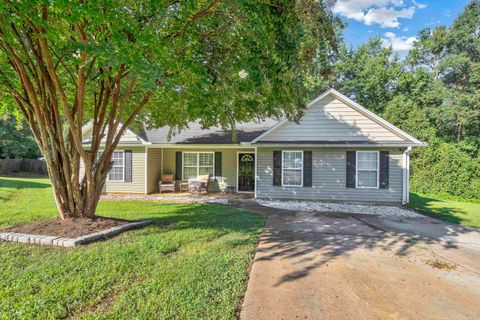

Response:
(331, 38), (402, 114)
(0, 1), (336, 219)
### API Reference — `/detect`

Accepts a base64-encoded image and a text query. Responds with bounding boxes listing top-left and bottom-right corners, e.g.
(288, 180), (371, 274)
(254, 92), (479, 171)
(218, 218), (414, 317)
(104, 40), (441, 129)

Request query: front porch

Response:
(145, 146), (257, 195)
(102, 191), (254, 204)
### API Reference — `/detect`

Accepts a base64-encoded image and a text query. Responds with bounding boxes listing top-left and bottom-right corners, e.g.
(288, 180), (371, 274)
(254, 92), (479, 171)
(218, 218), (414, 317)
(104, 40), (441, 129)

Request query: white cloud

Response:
(412, 0), (427, 9)
(332, 0), (421, 28)
(403, 27), (409, 31)
(381, 32), (417, 51)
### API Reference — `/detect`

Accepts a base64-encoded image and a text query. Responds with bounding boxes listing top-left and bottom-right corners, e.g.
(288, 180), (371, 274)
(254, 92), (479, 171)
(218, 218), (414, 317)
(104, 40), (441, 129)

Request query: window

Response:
(356, 151), (379, 188)
(282, 151), (303, 186)
(183, 152), (214, 180)
(109, 151), (125, 181)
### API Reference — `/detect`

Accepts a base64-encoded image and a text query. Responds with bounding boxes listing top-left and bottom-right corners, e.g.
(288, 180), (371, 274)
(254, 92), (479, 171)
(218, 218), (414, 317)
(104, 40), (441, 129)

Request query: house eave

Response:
(144, 143), (254, 148)
(253, 141), (426, 148)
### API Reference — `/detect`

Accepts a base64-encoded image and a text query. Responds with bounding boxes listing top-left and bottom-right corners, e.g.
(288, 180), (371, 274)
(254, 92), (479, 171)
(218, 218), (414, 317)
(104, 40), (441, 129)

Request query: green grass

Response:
(0, 176), (265, 319)
(409, 192), (480, 228)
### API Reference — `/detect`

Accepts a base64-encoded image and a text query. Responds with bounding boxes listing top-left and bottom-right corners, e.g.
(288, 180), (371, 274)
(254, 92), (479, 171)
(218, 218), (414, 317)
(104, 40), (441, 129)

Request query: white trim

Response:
(281, 150), (304, 187)
(402, 147), (412, 205)
(144, 147), (148, 194)
(237, 151), (256, 193)
(255, 143), (421, 148)
(107, 150), (125, 182)
(251, 88), (425, 146)
(149, 144), (255, 149)
(355, 151), (379, 189)
(182, 151), (215, 181)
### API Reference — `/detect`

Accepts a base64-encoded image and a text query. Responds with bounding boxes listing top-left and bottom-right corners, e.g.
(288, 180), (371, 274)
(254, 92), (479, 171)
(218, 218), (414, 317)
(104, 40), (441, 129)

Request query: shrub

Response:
(411, 140), (480, 199)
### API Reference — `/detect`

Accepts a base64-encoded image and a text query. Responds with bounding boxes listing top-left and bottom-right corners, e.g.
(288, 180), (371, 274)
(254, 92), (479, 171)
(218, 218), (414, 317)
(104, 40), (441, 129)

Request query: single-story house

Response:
(81, 88), (425, 204)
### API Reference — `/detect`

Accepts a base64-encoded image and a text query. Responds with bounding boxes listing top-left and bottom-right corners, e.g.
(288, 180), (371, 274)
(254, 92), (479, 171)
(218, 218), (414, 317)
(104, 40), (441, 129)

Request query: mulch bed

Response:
(1, 217), (129, 238)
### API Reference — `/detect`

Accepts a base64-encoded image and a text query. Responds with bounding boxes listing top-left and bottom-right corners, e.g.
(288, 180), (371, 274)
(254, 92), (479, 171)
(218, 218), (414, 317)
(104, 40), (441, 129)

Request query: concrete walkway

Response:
(236, 202), (480, 320)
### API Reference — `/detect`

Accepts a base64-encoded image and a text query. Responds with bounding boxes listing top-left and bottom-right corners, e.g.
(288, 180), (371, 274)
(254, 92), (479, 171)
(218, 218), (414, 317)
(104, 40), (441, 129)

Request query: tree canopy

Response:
(0, 0), (337, 218)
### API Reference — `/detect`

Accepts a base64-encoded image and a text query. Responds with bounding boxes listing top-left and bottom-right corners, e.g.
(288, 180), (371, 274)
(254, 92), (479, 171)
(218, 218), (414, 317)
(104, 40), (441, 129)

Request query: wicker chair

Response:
(188, 174), (210, 194)
(159, 174), (175, 193)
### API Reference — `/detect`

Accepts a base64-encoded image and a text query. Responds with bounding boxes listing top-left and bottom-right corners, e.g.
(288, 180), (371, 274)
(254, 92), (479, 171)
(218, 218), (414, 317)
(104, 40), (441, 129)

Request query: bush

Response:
(411, 140), (480, 199)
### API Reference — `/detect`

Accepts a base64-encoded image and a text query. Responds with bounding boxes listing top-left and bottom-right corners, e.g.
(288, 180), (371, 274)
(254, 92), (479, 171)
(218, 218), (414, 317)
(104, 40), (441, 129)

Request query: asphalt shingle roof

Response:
(142, 119), (278, 144)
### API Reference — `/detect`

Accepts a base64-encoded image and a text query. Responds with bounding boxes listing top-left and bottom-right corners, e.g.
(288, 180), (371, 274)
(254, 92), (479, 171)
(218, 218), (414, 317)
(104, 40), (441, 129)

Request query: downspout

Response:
(402, 147), (412, 205)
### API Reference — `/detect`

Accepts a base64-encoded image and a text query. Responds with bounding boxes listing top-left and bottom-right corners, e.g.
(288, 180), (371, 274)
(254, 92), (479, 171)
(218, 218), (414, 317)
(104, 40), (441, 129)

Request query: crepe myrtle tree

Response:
(0, 0), (336, 219)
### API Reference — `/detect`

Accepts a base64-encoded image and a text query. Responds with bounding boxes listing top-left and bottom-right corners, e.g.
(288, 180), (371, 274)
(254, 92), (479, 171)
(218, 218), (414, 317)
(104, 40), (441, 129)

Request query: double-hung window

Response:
(109, 151), (125, 181)
(356, 151), (379, 188)
(183, 152), (214, 180)
(282, 151), (303, 186)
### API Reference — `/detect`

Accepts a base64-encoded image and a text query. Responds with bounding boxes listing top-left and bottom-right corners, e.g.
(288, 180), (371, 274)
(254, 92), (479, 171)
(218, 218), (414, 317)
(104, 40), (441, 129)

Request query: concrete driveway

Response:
(239, 207), (480, 320)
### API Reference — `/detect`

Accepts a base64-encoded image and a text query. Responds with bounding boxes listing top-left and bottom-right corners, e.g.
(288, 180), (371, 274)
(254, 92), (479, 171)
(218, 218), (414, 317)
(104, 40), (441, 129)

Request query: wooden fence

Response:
(0, 159), (47, 176)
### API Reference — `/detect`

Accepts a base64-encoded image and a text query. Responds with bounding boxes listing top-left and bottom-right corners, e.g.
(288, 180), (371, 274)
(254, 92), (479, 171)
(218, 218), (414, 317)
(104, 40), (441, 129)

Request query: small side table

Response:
(178, 181), (188, 193)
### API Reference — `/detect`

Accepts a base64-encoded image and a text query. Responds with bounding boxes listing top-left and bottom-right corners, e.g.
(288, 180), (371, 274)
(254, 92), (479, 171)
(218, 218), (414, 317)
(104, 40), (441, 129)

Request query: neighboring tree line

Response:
(315, 0), (479, 199)
(0, 116), (41, 159)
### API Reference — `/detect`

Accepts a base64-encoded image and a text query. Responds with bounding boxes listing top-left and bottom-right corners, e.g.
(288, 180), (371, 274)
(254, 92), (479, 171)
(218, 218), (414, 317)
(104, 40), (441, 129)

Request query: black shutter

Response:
(214, 152), (222, 180)
(303, 151), (312, 187)
(379, 151), (389, 189)
(273, 150), (282, 186)
(124, 150), (132, 182)
(346, 151), (356, 188)
(175, 151), (182, 180)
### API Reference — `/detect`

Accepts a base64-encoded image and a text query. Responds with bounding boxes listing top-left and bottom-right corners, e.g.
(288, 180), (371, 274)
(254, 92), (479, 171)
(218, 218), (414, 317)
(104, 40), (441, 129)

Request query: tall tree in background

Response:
(407, 1), (480, 143)
(331, 38), (402, 114)
(0, 1), (336, 219)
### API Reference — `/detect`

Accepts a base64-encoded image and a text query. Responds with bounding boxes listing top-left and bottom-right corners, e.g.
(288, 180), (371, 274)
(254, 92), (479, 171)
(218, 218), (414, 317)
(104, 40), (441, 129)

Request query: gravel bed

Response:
(257, 199), (424, 218)
(101, 194), (228, 204)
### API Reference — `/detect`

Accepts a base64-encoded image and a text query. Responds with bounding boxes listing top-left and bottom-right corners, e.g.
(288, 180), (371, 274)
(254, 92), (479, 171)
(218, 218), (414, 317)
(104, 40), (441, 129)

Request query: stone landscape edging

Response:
(0, 220), (152, 247)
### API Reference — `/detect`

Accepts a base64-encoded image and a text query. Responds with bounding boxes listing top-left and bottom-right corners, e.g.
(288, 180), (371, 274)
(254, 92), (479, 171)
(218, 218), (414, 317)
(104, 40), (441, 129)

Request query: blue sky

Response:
(333, 0), (471, 52)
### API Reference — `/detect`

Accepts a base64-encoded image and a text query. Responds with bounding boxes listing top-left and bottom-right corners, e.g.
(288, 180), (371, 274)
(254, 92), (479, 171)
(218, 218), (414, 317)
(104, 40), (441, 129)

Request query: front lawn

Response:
(409, 192), (480, 228)
(0, 176), (265, 319)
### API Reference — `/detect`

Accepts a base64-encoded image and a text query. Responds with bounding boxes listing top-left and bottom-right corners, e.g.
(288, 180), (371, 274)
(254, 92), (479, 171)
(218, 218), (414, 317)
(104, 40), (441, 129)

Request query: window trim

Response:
(281, 150), (304, 187)
(108, 150), (125, 182)
(182, 151), (215, 181)
(356, 151), (379, 189)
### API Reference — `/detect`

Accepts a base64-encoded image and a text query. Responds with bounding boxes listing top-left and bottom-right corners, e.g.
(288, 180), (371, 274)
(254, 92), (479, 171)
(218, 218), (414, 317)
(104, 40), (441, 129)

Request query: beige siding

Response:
(146, 148), (162, 193)
(162, 147), (254, 192)
(256, 147), (405, 204)
(79, 147), (146, 194)
(263, 95), (405, 142)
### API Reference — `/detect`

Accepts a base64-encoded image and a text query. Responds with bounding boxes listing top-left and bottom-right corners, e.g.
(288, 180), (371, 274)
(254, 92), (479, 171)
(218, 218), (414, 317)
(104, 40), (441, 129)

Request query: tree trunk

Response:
(43, 148), (110, 219)
(1, 4), (153, 220)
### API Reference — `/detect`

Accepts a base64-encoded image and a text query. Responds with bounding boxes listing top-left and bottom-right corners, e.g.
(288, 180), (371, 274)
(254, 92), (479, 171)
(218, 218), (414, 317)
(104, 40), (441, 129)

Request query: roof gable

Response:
(81, 122), (148, 145)
(252, 89), (424, 146)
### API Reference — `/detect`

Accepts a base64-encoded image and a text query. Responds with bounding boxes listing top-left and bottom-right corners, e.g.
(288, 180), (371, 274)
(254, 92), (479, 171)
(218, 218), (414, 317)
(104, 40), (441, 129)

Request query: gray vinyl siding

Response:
(256, 147), (404, 204)
(146, 148), (162, 193)
(262, 95), (405, 142)
(162, 147), (255, 192)
(79, 147), (146, 194)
